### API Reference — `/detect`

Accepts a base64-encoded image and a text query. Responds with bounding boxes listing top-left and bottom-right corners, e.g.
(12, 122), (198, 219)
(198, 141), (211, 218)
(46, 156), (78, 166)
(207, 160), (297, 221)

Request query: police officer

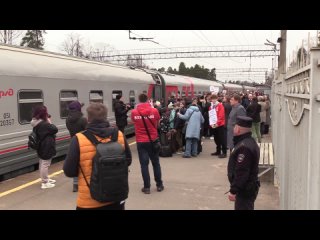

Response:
(227, 116), (260, 210)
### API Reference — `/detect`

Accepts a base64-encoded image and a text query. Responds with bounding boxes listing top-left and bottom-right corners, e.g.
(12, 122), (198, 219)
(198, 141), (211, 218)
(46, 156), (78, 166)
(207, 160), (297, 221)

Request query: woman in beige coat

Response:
(258, 96), (267, 137)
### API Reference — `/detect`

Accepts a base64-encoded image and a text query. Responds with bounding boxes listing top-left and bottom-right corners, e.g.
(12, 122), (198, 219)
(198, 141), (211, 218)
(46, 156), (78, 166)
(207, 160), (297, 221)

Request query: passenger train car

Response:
(0, 44), (259, 177)
(0, 45), (227, 177)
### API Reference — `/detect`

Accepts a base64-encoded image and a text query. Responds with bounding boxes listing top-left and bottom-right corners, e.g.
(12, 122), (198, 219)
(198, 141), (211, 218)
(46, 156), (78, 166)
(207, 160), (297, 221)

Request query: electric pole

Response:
(277, 30), (287, 74)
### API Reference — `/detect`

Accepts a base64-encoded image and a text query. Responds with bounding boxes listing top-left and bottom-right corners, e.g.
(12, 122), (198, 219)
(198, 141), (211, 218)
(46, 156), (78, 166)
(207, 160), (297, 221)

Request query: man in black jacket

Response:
(227, 116), (260, 210)
(66, 101), (88, 192)
(114, 95), (130, 133)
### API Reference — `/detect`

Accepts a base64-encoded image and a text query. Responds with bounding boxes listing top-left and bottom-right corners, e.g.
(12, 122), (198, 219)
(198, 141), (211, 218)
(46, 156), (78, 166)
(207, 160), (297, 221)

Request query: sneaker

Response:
(141, 187), (150, 194)
(157, 186), (164, 192)
(48, 179), (56, 184)
(210, 136), (214, 140)
(41, 182), (55, 189)
(176, 151), (183, 155)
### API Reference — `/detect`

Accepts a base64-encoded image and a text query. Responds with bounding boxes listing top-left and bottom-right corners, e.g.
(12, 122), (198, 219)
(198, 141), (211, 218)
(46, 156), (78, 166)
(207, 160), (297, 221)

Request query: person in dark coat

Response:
(174, 101), (187, 153)
(227, 116), (260, 210)
(66, 101), (88, 192)
(31, 105), (58, 189)
(227, 95), (246, 150)
(246, 96), (261, 143)
(241, 94), (250, 109)
(114, 95), (130, 133)
(222, 95), (232, 151)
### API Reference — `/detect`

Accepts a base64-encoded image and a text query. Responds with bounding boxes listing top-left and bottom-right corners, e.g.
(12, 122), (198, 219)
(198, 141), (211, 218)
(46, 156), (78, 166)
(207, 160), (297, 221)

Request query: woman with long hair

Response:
(31, 105), (58, 189)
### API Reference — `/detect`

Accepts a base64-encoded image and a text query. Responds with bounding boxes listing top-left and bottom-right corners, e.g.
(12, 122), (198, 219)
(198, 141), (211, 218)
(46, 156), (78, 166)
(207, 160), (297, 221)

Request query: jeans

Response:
(213, 126), (227, 154)
(39, 159), (52, 183)
(251, 122), (261, 143)
(137, 142), (163, 189)
(185, 138), (198, 157)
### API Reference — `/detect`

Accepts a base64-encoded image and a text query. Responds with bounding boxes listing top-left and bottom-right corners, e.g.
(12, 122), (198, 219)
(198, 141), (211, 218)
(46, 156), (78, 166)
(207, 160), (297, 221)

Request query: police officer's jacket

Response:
(227, 132), (259, 195)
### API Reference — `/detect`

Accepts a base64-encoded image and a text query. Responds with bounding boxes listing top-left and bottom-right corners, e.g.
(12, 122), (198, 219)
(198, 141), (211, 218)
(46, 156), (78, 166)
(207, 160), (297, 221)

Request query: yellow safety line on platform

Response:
(0, 170), (64, 198)
(0, 141), (136, 198)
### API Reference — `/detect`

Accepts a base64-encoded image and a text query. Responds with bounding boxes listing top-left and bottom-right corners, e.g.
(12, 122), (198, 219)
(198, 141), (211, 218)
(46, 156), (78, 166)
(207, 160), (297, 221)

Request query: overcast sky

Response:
(41, 30), (318, 83)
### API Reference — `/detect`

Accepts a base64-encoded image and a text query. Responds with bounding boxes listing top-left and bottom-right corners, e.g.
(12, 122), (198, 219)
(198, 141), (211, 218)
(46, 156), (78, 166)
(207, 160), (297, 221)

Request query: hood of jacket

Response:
(67, 110), (84, 124)
(31, 118), (43, 127)
(189, 105), (200, 112)
(86, 120), (114, 138)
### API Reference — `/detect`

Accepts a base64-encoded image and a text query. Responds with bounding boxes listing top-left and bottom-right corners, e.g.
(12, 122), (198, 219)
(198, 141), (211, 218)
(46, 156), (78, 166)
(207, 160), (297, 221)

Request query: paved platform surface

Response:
(0, 135), (279, 210)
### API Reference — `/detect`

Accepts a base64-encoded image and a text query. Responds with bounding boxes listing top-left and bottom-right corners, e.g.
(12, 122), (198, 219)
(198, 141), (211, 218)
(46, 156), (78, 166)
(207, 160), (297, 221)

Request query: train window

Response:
(60, 91), (77, 98)
(182, 91), (186, 97)
(18, 90), (44, 124)
(60, 90), (78, 118)
(90, 91), (103, 104)
(129, 90), (135, 109)
(112, 90), (122, 112)
(19, 91), (43, 99)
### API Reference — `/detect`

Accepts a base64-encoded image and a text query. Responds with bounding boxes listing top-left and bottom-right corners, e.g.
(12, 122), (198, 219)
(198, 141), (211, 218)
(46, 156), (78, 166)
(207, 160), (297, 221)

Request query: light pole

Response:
(265, 39), (277, 83)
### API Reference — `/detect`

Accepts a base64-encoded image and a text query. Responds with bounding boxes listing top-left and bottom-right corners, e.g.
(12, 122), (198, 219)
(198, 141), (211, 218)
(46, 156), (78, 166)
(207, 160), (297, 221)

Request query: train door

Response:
(153, 84), (162, 101)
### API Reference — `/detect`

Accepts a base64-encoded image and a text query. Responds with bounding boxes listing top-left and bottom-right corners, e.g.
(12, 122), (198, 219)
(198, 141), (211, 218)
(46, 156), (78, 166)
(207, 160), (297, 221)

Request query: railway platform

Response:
(0, 135), (279, 210)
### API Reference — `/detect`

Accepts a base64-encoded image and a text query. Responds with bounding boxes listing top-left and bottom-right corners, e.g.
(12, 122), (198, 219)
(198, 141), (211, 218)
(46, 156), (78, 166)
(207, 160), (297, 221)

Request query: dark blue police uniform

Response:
(227, 116), (260, 210)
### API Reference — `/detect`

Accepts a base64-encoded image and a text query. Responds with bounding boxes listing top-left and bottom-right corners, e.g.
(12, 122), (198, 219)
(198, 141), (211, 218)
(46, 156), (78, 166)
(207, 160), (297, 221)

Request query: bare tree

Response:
(91, 42), (115, 62)
(61, 33), (85, 57)
(0, 30), (23, 45)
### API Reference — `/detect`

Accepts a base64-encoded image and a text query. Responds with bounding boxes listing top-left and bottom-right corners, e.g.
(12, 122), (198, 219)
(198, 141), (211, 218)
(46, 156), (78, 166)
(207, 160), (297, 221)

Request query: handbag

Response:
(138, 111), (161, 153)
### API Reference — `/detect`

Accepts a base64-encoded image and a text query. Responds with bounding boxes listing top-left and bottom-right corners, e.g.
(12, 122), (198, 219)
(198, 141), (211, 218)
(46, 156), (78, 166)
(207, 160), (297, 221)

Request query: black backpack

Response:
(80, 129), (129, 203)
(28, 130), (39, 150)
(28, 122), (44, 150)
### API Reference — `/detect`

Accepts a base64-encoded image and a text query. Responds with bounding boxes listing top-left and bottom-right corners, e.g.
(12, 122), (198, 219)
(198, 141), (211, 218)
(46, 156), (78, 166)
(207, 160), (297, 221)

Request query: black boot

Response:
(211, 152), (220, 156)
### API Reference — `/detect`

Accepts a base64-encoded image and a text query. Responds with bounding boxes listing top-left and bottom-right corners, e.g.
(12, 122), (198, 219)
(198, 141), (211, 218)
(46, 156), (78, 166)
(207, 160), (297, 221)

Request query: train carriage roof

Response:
(223, 83), (244, 89)
(0, 44), (154, 84)
(160, 73), (223, 88)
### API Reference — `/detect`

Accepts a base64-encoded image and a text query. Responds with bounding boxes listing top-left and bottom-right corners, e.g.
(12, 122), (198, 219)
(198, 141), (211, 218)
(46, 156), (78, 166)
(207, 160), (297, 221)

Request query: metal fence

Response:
(272, 47), (320, 209)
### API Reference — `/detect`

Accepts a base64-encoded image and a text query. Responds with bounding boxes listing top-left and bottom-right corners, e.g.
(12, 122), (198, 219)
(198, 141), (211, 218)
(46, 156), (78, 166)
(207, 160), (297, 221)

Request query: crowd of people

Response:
(29, 90), (271, 210)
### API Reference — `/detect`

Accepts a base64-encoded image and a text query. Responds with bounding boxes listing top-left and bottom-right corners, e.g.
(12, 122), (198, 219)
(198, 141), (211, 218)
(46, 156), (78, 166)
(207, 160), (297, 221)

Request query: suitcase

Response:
(159, 145), (172, 157)
(159, 131), (172, 157)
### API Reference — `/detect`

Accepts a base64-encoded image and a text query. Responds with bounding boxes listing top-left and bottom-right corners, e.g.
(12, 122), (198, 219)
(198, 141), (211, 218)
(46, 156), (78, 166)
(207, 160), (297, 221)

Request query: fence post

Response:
(307, 47), (320, 209)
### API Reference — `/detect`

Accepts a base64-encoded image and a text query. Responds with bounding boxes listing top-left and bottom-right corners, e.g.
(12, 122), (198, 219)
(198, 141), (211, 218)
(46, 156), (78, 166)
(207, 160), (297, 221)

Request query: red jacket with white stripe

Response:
(131, 103), (160, 142)
(209, 102), (225, 127)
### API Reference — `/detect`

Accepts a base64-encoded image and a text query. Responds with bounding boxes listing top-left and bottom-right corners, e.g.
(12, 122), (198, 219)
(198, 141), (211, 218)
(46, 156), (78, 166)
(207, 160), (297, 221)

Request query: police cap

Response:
(236, 116), (253, 128)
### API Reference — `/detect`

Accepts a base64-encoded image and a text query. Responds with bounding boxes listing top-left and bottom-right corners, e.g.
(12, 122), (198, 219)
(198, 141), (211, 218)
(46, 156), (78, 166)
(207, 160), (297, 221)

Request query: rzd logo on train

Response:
(0, 89), (14, 99)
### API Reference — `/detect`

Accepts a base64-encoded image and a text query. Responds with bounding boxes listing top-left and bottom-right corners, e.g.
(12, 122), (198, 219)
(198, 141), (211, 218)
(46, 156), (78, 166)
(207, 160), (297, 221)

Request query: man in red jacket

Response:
(131, 93), (164, 194)
(210, 94), (227, 158)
